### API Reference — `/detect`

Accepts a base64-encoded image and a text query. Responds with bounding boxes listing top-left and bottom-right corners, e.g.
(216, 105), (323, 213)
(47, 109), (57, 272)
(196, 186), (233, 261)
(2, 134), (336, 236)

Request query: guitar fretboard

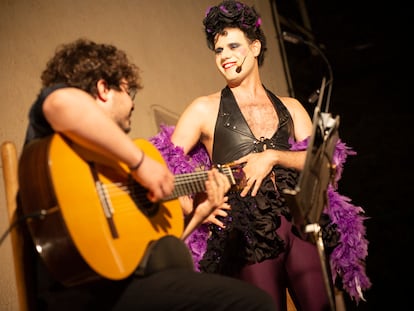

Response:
(163, 166), (236, 200)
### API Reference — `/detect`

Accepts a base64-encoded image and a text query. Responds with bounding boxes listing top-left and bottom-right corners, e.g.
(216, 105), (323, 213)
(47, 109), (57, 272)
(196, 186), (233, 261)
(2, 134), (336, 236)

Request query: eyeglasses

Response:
(120, 82), (137, 100)
(126, 87), (137, 100)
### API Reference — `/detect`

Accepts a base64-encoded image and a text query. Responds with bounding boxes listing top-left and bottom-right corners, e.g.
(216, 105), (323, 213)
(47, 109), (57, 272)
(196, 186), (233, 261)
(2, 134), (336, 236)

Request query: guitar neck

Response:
(164, 171), (208, 200)
(163, 166), (238, 201)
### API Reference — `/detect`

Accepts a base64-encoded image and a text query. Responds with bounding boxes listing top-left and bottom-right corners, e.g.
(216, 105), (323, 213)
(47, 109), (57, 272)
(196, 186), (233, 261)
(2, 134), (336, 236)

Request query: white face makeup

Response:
(214, 28), (250, 76)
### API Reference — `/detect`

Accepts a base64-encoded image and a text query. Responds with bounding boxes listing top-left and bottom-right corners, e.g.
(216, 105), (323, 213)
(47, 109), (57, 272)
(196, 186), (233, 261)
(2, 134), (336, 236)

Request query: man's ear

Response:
(252, 40), (261, 58)
(96, 79), (110, 102)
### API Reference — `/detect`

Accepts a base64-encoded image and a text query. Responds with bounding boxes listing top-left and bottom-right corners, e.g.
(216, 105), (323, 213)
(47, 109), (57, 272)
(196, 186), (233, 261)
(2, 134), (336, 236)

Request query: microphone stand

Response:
(282, 31), (334, 113)
(282, 32), (343, 310)
(283, 77), (340, 311)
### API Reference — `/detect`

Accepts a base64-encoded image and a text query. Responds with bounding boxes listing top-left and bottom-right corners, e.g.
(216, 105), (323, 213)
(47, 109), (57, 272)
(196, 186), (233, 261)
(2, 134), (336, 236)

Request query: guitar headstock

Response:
(215, 162), (246, 192)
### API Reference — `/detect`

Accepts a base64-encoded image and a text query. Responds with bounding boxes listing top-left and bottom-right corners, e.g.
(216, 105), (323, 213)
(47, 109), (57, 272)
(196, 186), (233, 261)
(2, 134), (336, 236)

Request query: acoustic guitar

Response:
(18, 133), (244, 286)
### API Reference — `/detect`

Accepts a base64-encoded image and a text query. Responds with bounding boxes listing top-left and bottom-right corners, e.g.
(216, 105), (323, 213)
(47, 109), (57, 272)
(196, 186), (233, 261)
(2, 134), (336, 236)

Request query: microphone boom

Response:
(282, 31), (334, 113)
(236, 56), (247, 73)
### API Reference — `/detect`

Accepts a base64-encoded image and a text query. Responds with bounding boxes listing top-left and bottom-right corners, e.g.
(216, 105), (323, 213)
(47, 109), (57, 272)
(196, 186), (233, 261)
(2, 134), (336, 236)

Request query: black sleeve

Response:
(23, 83), (68, 146)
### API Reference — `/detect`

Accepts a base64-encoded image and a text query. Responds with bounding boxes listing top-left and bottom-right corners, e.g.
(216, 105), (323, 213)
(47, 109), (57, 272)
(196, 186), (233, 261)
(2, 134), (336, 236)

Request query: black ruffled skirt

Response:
(199, 166), (339, 276)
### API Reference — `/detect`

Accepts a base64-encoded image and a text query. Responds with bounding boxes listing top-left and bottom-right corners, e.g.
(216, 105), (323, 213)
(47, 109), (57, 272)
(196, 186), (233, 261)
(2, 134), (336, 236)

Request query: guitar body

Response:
(18, 134), (184, 286)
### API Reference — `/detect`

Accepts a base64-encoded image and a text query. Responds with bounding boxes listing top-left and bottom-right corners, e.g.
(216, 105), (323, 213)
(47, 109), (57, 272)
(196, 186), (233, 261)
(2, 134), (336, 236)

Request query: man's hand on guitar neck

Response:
(181, 169), (231, 240)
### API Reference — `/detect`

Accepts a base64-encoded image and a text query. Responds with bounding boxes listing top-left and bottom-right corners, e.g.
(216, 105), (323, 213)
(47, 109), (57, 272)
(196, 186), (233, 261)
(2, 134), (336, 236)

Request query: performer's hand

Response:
(234, 150), (276, 197)
(181, 168), (231, 239)
(202, 200), (231, 228)
(196, 169), (231, 222)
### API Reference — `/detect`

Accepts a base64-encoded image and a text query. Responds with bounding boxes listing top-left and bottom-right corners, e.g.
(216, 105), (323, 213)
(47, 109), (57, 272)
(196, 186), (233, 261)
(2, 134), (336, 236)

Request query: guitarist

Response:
(21, 38), (277, 311)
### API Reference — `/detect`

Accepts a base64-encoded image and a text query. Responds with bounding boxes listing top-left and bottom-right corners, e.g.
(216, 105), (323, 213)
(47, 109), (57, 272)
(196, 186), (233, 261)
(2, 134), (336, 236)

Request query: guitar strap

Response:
(135, 235), (195, 277)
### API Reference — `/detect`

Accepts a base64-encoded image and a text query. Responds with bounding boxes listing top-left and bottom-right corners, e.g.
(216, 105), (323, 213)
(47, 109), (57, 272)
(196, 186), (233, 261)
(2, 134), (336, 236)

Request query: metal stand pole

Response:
(305, 223), (336, 311)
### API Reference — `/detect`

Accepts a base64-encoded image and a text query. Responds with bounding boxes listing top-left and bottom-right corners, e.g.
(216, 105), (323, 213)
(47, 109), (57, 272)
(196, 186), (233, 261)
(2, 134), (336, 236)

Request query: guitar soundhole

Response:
(129, 179), (160, 217)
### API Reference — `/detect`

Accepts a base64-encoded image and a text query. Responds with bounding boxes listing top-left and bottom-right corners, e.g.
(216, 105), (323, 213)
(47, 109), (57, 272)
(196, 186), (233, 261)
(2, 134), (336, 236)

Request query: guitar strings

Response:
(95, 166), (234, 214)
(96, 171), (210, 214)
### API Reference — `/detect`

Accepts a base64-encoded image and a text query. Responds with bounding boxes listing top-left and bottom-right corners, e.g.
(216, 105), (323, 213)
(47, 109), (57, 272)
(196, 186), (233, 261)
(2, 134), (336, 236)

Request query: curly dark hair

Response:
(40, 38), (142, 97)
(203, 0), (267, 66)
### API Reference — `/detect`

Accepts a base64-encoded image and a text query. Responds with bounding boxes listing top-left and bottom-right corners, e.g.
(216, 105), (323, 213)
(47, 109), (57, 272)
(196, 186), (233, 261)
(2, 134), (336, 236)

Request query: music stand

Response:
(283, 77), (340, 311)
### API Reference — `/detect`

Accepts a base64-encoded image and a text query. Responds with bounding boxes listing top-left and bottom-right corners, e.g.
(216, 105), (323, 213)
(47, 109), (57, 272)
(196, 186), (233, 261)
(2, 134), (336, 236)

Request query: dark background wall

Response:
(276, 1), (411, 310)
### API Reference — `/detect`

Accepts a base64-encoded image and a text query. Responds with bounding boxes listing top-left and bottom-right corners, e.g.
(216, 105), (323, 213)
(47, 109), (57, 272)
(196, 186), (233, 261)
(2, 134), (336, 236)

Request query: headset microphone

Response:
(236, 56), (247, 73)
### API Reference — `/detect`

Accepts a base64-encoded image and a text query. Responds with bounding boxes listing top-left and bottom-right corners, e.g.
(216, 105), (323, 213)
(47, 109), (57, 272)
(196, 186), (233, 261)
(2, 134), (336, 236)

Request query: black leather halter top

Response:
(212, 86), (294, 164)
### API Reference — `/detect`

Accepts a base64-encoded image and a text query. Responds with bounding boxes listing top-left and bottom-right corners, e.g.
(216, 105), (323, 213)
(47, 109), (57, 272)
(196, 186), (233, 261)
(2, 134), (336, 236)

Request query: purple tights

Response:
(237, 216), (331, 311)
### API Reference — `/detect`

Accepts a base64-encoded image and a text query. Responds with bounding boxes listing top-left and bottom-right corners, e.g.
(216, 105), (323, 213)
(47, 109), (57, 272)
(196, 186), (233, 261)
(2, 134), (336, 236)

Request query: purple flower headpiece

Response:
(203, 1), (267, 66)
(204, 1), (262, 35)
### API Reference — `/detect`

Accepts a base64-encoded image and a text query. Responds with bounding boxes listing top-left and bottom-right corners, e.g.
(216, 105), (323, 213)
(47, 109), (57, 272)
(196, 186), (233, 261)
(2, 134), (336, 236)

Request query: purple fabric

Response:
(149, 125), (211, 267)
(149, 125), (371, 303)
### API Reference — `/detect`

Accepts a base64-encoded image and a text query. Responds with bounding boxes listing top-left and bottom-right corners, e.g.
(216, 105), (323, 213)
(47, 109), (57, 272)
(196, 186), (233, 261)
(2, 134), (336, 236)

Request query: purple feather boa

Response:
(149, 126), (212, 267)
(149, 125), (371, 303)
(291, 137), (371, 302)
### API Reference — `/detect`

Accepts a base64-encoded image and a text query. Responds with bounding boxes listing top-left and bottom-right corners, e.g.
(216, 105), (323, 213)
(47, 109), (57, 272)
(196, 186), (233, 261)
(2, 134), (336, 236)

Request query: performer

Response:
(150, 1), (371, 310)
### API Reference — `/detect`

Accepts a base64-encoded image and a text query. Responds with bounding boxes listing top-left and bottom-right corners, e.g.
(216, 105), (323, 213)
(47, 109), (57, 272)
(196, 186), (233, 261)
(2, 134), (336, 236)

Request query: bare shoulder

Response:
(176, 90), (222, 132)
(278, 96), (312, 140)
(278, 96), (303, 110)
(174, 91), (222, 154)
(188, 91), (221, 115)
(278, 96), (310, 117)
